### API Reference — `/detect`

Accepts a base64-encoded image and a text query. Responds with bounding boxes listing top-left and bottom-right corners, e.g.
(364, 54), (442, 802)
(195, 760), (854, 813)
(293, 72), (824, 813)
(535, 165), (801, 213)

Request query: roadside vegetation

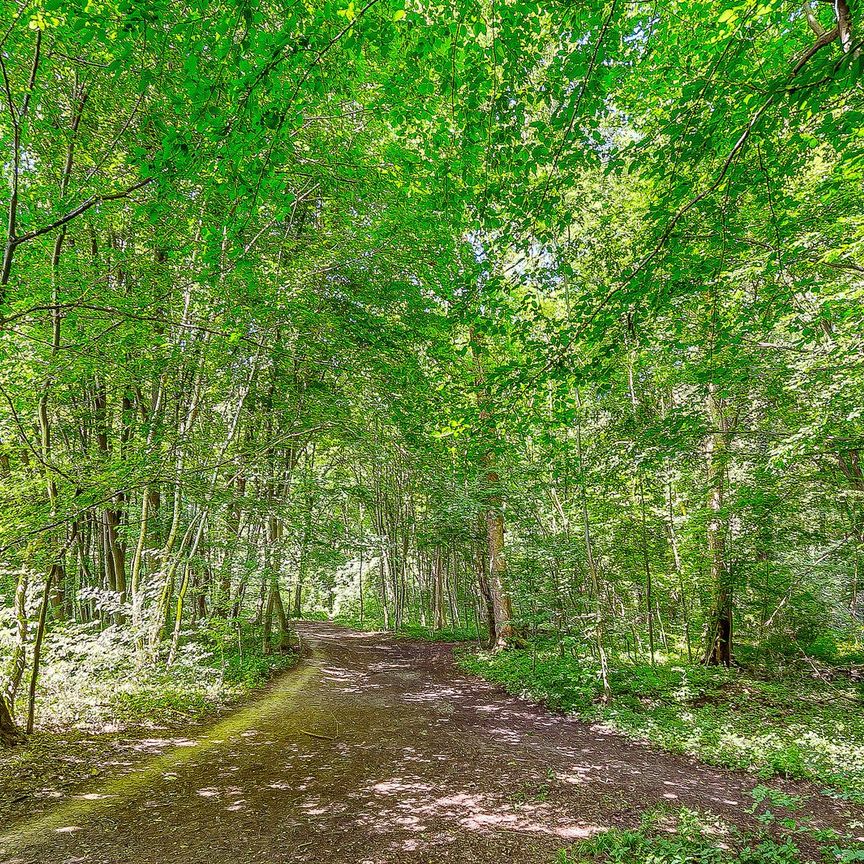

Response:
(559, 801), (864, 864)
(0, 620), (295, 823)
(0, 620), (296, 732)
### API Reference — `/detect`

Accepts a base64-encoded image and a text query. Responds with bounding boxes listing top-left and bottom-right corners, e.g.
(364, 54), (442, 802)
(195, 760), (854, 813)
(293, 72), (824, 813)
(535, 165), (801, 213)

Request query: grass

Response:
(457, 645), (864, 803)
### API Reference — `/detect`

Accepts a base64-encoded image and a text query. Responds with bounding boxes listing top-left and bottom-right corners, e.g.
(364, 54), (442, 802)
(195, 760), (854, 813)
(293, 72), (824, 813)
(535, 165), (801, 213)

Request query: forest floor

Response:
(0, 621), (860, 864)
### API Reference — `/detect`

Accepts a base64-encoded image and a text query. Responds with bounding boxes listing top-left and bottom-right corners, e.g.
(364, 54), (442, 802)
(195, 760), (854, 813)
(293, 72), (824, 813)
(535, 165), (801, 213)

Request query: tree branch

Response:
(10, 177), (153, 247)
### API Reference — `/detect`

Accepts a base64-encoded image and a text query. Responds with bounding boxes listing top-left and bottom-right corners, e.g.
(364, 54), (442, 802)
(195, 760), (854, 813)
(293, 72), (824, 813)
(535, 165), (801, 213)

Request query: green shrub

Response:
(13, 619), (298, 732)
(459, 649), (602, 711)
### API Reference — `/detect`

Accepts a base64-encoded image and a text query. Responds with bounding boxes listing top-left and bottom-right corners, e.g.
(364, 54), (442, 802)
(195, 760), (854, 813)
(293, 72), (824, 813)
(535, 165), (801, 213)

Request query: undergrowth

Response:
(458, 646), (864, 803)
(559, 804), (864, 864)
(4, 619), (296, 731)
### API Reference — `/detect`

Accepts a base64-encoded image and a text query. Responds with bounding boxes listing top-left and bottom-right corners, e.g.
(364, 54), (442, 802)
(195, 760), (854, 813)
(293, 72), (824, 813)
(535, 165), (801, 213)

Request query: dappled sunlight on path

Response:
(0, 622), (855, 863)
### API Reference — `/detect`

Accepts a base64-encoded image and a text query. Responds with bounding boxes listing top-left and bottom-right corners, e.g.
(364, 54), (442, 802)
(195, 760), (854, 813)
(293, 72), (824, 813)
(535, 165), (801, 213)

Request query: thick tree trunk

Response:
(472, 330), (516, 649)
(262, 513), (290, 654)
(475, 533), (497, 647)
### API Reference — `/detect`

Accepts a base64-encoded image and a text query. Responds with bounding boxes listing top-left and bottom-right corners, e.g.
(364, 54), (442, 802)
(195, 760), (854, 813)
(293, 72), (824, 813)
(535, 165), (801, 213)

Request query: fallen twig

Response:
(299, 729), (336, 741)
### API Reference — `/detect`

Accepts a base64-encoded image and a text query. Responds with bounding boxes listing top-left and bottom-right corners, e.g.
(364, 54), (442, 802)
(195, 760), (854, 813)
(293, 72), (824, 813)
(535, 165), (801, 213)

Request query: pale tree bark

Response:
(167, 512), (207, 666)
(474, 519), (497, 646)
(293, 488), (313, 619)
(484, 463), (515, 648)
(574, 389), (610, 700)
(471, 329), (516, 649)
(6, 568), (27, 711)
(665, 476), (693, 662)
(263, 515), (292, 654)
(702, 384), (734, 666)
(432, 546), (445, 631)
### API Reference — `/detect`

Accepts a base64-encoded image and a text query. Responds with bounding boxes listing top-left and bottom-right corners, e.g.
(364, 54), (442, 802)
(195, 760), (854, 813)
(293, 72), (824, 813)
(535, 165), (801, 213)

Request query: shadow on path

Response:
(0, 621), (857, 863)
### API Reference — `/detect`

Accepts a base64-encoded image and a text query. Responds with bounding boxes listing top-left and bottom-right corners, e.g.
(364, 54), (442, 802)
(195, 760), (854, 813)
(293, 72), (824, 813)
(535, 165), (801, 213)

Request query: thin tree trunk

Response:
(432, 546), (445, 631)
(575, 390), (610, 700)
(638, 477), (655, 665)
(25, 567), (55, 733)
(485, 469), (515, 648)
(475, 520), (497, 647)
(272, 583), (292, 652)
(703, 384), (733, 666)
(7, 569), (28, 708)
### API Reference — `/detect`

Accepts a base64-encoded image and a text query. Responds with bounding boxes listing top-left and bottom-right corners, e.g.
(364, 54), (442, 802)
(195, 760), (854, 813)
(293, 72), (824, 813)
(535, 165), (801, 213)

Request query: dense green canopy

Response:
(0, 0), (862, 739)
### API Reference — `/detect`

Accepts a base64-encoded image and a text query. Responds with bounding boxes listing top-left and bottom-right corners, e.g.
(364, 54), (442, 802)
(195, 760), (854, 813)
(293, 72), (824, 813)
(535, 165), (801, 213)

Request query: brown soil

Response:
(0, 621), (859, 863)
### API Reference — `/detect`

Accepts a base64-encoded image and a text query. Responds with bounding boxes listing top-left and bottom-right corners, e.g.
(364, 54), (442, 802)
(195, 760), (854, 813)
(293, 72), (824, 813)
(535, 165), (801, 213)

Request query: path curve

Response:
(0, 622), (856, 863)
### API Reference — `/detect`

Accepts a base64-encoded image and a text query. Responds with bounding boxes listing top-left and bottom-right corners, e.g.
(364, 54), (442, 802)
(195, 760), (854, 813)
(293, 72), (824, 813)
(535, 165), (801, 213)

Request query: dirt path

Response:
(0, 622), (857, 863)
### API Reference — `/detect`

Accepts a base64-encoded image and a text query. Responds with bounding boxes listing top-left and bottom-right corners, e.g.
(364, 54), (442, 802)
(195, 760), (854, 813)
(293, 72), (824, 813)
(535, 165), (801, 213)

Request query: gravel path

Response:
(0, 622), (857, 863)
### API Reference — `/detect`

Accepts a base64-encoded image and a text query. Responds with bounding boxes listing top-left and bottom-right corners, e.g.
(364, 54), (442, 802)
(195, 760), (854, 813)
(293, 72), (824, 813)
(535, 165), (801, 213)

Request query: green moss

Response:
(0, 662), (316, 856)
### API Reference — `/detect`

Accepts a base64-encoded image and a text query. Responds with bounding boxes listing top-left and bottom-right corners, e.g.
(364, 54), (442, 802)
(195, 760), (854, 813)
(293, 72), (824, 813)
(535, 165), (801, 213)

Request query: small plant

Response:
(748, 785), (801, 813)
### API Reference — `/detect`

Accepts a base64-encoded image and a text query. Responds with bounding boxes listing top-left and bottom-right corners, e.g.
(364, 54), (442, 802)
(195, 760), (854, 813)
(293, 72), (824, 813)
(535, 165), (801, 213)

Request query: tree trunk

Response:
(272, 582), (293, 652)
(575, 389), (610, 699)
(475, 525), (497, 647)
(472, 329), (516, 649)
(432, 547), (445, 631)
(638, 477), (655, 665)
(485, 468), (515, 649)
(293, 508), (310, 619)
(26, 567), (55, 733)
(7, 569), (28, 708)
(0, 694), (21, 747)
(702, 385), (733, 666)
(262, 583), (276, 656)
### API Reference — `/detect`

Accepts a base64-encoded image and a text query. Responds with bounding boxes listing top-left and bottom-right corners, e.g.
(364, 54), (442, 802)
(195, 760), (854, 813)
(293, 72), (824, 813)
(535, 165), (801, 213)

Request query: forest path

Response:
(0, 622), (857, 864)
